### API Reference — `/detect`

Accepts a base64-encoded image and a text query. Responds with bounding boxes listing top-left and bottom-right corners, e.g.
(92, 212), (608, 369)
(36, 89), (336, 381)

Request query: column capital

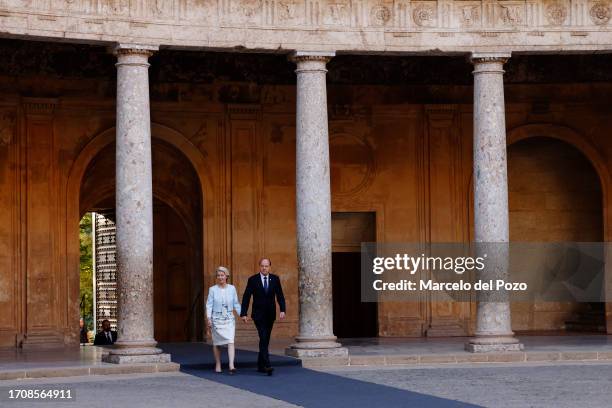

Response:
(112, 43), (159, 58)
(470, 52), (511, 66)
(289, 51), (335, 66)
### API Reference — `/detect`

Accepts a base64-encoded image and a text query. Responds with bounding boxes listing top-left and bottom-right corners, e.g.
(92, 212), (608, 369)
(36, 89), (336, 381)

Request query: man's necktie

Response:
(264, 276), (268, 293)
(106, 332), (111, 343)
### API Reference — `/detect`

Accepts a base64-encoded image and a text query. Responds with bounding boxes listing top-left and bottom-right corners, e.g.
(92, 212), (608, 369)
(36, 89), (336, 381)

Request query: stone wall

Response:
(1, 44), (611, 347)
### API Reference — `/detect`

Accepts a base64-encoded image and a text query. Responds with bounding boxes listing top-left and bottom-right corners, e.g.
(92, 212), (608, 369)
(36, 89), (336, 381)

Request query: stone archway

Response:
(506, 124), (609, 333)
(66, 124), (211, 343)
(506, 123), (611, 241)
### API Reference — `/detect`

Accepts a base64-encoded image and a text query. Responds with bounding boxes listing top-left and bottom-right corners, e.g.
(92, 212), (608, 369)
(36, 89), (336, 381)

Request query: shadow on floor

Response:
(159, 342), (300, 369)
(182, 365), (481, 408)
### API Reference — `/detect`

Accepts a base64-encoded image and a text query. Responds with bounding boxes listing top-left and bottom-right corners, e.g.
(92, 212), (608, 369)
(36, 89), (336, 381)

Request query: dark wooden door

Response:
(332, 252), (377, 338)
(153, 202), (192, 342)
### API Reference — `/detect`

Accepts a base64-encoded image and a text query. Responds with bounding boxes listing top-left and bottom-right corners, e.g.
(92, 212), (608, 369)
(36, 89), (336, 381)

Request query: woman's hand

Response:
(207, 319), (212, 328)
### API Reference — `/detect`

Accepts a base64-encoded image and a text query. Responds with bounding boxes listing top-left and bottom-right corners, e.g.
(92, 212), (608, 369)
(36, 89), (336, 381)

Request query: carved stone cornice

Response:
(226, 103), (261, 119)
(21, 97), (58, 116)
(0, 111), (15, 146)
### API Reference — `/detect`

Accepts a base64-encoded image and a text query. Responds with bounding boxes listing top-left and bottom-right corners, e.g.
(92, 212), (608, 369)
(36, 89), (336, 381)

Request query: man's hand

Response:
(242, 316), (249, 323)
(279, 312), (285, 320)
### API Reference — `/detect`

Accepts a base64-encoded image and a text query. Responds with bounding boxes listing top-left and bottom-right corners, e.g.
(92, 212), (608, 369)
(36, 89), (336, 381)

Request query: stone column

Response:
(466, 52), (523, 352)
(103, 44), (170, 364)
(286, 51), (347, 359)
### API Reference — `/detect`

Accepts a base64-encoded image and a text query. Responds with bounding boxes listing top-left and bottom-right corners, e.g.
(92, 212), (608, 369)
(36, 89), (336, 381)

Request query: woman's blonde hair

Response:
(215, 266), (230, 277)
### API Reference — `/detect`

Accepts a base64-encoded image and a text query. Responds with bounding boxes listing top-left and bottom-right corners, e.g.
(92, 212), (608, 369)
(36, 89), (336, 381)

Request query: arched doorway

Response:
(78, 138), (204, 343)
(508, 136), (605, 333)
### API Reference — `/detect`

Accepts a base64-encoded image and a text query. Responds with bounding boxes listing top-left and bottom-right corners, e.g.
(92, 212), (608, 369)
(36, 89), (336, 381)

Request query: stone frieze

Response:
(0, 1), (611, 52)
(2, 0), (606, 28)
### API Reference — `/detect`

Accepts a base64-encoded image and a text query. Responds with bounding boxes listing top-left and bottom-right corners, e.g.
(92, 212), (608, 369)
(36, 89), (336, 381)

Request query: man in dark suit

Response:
(241, 258), (286, 375)
(93, 319), (117, 346)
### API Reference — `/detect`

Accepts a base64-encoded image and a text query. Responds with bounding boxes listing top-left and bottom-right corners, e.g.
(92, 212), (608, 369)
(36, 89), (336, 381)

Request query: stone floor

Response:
(0, 346), (105, 370)
(1, 334), (612, 379)
(0, 346), (180, 380)
(2, 362), (612, 407)
(339, 334), (612, 355)
(252, 334), (612, 366)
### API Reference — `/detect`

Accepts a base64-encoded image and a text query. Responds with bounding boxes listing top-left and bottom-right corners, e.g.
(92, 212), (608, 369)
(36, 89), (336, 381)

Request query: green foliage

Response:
(79, 213), (94, 331)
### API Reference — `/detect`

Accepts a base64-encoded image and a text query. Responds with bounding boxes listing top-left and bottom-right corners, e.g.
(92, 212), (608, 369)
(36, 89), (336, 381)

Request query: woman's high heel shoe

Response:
(229, 368), (236, 375)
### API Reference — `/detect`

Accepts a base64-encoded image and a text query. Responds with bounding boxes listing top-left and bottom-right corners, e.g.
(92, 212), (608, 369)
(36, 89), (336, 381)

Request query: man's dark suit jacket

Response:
(241, 273), (286, 323)
(93, 330), (117, 346)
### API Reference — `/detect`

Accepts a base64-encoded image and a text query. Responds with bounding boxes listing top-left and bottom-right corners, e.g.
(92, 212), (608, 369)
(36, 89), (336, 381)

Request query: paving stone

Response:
(486, 353), (525, 363)
(560, 352), (598, 361)
(25, 367), (90, 378)
(525, 352), (561, 361)
(0, 371), (26, 380)
(385, 355), (419, 365)
(419, 354), (457, 364)
(455, 353), (489, 363)
(349, 355), (386, 366)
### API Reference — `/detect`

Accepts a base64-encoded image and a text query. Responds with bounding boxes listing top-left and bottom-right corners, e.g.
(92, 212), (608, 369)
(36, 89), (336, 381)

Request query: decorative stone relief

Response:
(329, 132), (376, 197)
(277, 0), (301, 24)
(101, 0), (129, 16)
(546, 2), (568, 25)
(231, 0), (262, 24)
(498, 3), (524, 26)
(413, 3), (437, 27)
(590, 2), (611, 25)
(148, 0), (173, 17)
(370, 4), (392, 26)
(458, 4), (481, 27)
(0, 113), (15, 146)
(324, 1), (351, 25)
(261, 86), (289, 104)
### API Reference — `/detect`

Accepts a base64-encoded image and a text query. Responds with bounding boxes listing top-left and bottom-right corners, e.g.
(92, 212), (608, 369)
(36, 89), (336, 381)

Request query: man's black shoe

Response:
(257, 368), (267, 373)
(265, 367), (274, 376)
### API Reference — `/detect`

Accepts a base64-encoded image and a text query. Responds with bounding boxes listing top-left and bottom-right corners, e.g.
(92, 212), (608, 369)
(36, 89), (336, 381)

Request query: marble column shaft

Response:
(104, 44), (169, 364)
(466, 52), (523, 352)
(286, 52), (347, 358)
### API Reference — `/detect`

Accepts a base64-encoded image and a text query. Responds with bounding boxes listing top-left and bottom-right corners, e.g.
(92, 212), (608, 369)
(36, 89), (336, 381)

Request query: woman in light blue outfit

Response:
(206, 266), (241, 374)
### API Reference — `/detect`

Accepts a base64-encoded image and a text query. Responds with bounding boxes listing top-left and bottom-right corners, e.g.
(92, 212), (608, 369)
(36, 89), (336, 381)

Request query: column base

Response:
(102, 353), (171, 364)
(465, 335), (524, 353)
(285, 346), (348, 358)
(102, 345), (171, 364)
(285, 335), (348, 358)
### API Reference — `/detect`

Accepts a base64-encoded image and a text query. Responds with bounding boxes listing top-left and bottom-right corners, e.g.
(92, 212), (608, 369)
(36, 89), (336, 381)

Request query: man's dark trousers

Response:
(255, 319), (274, 369)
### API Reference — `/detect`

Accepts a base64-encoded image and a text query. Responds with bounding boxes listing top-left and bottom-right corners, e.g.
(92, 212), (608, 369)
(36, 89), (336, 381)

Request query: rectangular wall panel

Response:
(0, 109), (18, 347)
(22, 100), (64, 348)
(228, 106), (264, 289)
(26, 119), (54, 329)
(425, 106), (471, 336)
